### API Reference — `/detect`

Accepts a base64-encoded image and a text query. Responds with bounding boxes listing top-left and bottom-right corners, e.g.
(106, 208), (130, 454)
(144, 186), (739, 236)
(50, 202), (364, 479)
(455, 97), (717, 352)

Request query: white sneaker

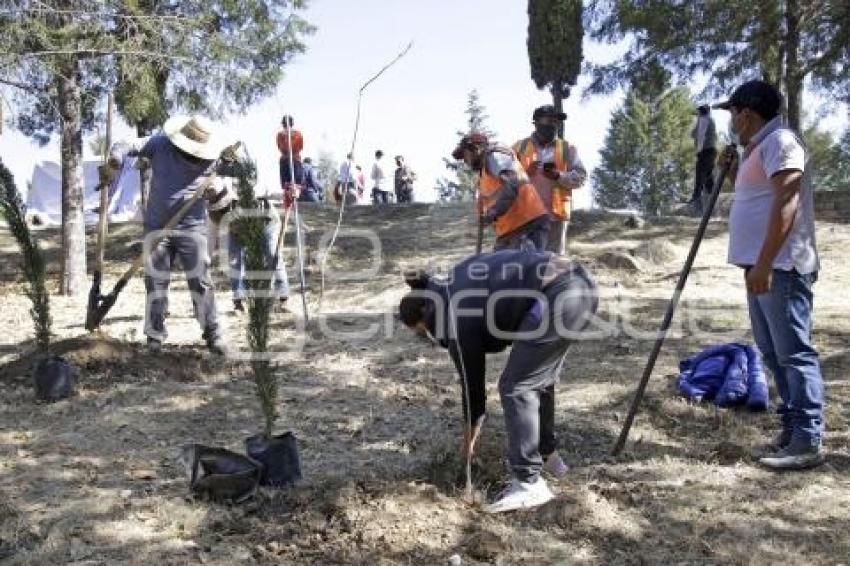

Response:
(484, 477), (554, 514)
(543, 452), (569, 478)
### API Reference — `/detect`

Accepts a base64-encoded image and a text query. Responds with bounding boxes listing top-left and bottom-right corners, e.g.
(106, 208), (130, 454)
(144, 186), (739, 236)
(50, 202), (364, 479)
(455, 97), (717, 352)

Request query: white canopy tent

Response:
(26, 158), (142, 226)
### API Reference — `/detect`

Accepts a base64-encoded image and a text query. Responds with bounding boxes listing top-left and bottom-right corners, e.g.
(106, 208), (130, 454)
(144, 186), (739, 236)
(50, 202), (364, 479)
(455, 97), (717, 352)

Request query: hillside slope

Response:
(1, 202), (848, 564)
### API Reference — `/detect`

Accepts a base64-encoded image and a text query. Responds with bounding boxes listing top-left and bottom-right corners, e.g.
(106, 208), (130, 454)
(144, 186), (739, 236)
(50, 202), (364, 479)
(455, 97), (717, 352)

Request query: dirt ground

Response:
(1, 202), (848, 565)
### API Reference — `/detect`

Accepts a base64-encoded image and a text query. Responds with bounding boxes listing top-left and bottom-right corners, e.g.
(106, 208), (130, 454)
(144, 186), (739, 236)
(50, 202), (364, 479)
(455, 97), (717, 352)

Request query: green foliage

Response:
(593, 69), (695, 215)
(805, 124), (850, 190)
(1, 1), (315, 135)
(230, 156), (278, 437)
(113, 1), (316, 130)
(437, 90), (496, 202)
(830, 129), (850, 189)
(527, 0), (583, 135)
(804, 121), (837, 190)
(586, 1), (850, 132)
(316, 151), (339, 201)
(0, 159), (51, 354)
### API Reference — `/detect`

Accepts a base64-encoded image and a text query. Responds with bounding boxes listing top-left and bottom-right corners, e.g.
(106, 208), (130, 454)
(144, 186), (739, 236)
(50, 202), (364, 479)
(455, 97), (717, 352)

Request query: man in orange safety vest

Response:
(513, 105), (586, 255)
(452, 132), (550, 252)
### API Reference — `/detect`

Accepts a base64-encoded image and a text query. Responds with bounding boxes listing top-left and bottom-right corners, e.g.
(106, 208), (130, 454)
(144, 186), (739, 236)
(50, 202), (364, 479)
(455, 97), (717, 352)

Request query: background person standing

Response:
(276, 114), (303, 187)
(394, 155), (416, 203)
(370, 150), (390, 204)
(689, 104), (717, 213)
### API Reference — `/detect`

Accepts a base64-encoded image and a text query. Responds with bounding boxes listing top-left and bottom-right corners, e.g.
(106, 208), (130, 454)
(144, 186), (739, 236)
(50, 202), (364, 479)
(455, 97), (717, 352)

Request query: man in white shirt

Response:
(715, 80), (824, 470)
(370, 150), (390, 204)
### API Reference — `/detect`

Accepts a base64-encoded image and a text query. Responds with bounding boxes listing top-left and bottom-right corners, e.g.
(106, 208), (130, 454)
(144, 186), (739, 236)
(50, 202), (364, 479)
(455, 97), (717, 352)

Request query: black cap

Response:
(532, 105), (567, 121)
(713, 80), (782, 120)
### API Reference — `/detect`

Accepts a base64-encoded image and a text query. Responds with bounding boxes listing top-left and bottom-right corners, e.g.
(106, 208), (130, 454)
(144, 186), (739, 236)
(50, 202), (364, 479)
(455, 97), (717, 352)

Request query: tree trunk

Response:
(550, 81), (567, 138)
(136, 123), (152, 212)
(784, 0), (803, 133)
(57, 61), (87, 296)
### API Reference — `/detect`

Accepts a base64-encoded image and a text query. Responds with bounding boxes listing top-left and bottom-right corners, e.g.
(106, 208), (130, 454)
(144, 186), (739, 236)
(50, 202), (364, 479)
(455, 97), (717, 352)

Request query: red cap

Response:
(451, 132), (489, 160)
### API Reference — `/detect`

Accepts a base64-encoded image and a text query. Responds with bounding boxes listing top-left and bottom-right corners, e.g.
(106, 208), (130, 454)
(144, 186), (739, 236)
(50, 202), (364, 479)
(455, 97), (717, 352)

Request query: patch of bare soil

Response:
(0, 203), (849, 564)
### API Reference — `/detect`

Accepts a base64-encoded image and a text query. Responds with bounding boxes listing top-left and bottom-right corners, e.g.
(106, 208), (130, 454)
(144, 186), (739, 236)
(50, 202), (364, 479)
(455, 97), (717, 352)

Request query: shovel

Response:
(85, 142), (241, 331)
(87, 92), (115, 333)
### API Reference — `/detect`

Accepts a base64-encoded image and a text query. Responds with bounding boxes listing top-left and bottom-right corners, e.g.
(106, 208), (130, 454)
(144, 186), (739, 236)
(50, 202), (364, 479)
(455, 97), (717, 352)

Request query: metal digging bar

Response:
(85, 142), (241, 331)
(611, 146), (735, 456)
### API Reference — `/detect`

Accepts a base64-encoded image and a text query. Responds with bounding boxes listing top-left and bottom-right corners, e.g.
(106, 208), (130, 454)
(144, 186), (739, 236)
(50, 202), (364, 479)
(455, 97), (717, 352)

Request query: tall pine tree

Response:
(436, 90), (497, 202)
(586, 1), (850, 133)
(593, 66), (695, 216)
(527, 0), (583, 137)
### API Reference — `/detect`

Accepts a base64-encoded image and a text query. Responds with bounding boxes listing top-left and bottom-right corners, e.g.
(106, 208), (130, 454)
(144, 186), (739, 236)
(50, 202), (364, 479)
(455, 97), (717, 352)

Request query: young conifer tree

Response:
(0, 158), (51, 354)
(231, 156), (278, 437)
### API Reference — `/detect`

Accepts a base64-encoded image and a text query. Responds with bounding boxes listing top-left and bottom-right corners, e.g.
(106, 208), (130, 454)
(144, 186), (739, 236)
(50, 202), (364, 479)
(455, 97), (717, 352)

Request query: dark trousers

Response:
(396, 186), (413, 203)
(499, 265), (599, 482)
(144, 230), (220, 343)
(279, 158), (303, 186)
(546, 219), (570, 255)
(691, 148), (717, 202)
(372, 188), (390, 204)
(493, 216), (550, 252)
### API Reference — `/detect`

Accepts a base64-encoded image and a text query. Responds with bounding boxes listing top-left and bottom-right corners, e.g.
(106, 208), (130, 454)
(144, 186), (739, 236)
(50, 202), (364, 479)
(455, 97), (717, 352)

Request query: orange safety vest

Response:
(513, 137), (576, 220)
(478, 148), (548, 237)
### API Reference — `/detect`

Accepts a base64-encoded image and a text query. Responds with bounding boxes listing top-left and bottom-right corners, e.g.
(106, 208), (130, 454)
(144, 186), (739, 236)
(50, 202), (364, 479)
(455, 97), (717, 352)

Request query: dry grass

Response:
(0, 203), (848, 564)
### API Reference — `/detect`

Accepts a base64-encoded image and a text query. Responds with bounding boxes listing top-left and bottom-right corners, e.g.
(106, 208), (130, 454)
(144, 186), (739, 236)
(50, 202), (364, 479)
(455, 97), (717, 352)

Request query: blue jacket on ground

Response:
(678, 343), (769, 410)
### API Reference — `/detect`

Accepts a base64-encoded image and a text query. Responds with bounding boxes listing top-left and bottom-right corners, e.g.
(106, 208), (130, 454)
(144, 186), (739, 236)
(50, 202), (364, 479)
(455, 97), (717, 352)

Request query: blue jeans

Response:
(747, 269), (824, 448)
(229, 219), (290, 301)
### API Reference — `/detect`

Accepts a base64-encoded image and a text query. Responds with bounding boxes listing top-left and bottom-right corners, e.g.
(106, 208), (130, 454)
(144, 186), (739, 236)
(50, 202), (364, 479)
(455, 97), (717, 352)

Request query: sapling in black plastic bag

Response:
(230, 155), (302, 486)
(0, 158), (77, 401)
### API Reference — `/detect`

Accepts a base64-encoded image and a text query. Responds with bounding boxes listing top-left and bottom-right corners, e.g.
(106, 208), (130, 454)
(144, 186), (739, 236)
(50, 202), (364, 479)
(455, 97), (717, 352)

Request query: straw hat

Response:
(163, 115), (225, 160)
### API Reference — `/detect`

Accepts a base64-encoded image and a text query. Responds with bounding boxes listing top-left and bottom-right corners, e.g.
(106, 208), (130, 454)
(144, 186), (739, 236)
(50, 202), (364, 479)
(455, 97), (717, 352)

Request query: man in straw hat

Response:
(109, 115), (233, 355)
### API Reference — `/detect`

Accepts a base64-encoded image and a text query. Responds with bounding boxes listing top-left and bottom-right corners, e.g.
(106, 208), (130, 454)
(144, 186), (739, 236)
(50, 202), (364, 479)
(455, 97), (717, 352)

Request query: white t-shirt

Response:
(371, 160), (387, 190)
(727, 118), (819, 274)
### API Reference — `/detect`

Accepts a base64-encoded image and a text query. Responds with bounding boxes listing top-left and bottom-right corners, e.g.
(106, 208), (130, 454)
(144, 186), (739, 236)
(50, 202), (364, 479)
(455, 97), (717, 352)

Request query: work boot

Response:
(754, 430), (792, 458)
(542, 452), (569, 479)
(233, 299), (245, 313)
(759, 443), (824, 471)
(484, 476), (554, 514)
(147, 337), (163, 353)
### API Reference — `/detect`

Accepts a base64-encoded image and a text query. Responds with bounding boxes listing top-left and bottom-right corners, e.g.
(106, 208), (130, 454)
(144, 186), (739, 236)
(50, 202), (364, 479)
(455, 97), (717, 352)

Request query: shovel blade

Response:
(85, 291), (117, 332)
